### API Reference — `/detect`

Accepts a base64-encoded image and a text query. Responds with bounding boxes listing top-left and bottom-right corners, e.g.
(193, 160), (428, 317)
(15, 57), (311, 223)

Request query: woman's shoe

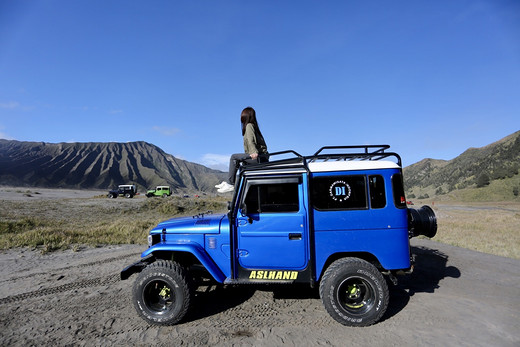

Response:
(217, 182), (234, 193)
(215, 181), (227, 189)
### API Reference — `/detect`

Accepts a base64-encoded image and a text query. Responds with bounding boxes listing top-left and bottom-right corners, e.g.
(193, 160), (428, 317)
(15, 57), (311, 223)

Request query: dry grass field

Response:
(424, 201), (520, 259)
(1, 187), (519, 259)
(0, 188), (228, 253)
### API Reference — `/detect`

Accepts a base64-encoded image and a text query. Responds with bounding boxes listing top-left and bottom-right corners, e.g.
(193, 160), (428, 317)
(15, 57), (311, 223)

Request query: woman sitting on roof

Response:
(216, 107), (268, 193)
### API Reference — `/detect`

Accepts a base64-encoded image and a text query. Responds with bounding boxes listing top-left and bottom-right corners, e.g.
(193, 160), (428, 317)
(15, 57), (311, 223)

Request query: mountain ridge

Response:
(0, 140), (226, 192)
(1, 131), (519, 199)
(403, 130), (520, 200)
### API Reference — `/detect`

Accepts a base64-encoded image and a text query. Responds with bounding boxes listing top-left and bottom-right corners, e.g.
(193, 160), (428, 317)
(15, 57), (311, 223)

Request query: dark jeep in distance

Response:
(107, 184), (137, 199)
(121, 145), (437, 326)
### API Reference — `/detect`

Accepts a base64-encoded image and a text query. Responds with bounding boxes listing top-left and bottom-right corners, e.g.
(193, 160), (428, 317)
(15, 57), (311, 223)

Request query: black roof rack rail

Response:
(240, 144), (401, 174)
(313, 145), (390, 156)
(308, 145), (401, 167)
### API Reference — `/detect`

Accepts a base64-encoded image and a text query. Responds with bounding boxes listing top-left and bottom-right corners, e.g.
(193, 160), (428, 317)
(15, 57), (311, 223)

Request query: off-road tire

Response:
(132, 260), (191, 326)
(319, 258), (389, 327)
(108, 193), (116, 199)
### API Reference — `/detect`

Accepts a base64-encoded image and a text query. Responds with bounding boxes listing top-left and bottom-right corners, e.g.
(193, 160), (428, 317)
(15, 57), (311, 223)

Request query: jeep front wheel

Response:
(319, 258), (389, 326)
(132, 260), (191, 325)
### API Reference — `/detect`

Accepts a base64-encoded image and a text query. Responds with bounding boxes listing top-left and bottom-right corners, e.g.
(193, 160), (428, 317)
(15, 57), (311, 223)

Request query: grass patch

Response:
(426, 202), (520, 259)
(0, 195), (228, 253)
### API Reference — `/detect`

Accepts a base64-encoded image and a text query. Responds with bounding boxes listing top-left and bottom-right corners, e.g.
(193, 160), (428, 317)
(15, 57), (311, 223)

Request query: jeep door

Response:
(236, 176), (308, 270)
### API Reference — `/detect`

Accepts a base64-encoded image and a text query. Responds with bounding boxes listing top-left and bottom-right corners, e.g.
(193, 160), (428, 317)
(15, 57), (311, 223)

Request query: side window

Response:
(244, 182), (299, 213)
(312, 175), (367, 210)
(369, 175), (386, 209)
(392, 173), (407, 209)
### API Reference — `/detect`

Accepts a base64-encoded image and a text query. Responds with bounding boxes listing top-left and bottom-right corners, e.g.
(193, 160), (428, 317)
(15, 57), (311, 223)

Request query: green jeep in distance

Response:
(146, 186), (172, 198)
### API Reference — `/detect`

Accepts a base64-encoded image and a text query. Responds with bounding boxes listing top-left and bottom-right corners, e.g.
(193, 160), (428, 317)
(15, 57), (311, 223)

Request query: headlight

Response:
(147, 234), (153, 247)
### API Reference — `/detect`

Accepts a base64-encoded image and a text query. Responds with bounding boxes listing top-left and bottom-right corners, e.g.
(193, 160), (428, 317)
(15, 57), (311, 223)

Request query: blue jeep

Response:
(121, 145), (437, 326)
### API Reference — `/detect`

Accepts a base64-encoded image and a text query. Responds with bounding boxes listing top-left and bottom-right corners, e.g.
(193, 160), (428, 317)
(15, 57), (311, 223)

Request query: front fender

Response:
(141, 242), (227, 283)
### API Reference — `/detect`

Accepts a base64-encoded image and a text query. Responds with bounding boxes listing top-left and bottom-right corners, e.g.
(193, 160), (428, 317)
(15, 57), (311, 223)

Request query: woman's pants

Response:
(227, 153), (268, 184)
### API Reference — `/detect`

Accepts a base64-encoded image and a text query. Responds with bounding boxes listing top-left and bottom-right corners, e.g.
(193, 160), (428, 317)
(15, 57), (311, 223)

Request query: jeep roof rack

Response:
(244, 145), (401, 172)
(309, 145), (401, 166)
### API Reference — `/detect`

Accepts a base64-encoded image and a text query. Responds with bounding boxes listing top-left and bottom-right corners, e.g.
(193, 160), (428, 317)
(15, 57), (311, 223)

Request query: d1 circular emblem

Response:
(329, 180), (351, 202)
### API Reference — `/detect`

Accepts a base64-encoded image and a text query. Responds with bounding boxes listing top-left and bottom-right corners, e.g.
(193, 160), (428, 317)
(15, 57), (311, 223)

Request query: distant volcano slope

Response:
(0, 140), (226, 192)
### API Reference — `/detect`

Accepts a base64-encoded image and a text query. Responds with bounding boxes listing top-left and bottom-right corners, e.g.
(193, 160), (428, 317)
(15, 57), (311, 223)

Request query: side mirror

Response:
(239, 203), (254, 224)
(240, 203), (248, 216)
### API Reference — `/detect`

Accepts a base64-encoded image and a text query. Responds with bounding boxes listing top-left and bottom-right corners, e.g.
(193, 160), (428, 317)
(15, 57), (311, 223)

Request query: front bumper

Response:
(120, 254), (155, 280)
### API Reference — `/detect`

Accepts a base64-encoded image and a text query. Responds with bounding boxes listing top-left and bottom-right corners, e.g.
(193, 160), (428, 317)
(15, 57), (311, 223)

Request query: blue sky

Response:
(1, 1), (519, 170)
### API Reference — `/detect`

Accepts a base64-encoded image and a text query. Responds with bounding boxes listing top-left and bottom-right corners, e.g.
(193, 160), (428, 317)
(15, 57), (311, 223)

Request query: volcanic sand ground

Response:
(0, 188), (519, 346)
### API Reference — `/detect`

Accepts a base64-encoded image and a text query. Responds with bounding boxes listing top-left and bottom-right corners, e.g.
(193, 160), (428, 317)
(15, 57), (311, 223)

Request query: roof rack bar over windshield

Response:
(243, 150), (305, 170)
(241, 149), (307, 174)
(266, 150), (303, 159)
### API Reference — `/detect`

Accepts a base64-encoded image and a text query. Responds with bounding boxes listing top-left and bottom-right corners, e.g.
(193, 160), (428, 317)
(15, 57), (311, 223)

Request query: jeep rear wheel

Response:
(132, 260), (191, 325)
(319, 258), (388, 326)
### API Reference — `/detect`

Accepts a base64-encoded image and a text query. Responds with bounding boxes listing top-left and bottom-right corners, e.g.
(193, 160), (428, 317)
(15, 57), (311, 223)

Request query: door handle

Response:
(289, 233), (302, 240)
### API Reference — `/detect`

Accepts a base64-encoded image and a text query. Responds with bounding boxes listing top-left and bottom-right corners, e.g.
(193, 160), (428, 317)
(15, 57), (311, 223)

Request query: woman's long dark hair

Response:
(240, 107), (263, 136)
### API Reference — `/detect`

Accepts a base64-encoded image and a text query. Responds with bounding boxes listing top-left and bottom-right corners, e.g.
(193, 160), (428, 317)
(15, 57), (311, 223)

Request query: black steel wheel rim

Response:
(336, 276), (375, 315)
(143, 279), (175, 314)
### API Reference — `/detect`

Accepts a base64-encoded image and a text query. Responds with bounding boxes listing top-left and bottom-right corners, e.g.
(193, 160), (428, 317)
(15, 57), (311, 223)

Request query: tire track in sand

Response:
(0, 274), (119, 304)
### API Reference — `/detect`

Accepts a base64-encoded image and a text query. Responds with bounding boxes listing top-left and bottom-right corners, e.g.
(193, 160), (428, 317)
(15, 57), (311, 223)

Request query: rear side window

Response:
(392, 173), (407, 209)
(244, 183), (299, 213)
(369, 175), (386, 209)
(312, 175), (367, 210)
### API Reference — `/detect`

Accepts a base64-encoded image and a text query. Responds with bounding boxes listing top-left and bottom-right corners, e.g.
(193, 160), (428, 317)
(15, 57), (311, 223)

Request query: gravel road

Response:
(0, 238), (518, 346)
